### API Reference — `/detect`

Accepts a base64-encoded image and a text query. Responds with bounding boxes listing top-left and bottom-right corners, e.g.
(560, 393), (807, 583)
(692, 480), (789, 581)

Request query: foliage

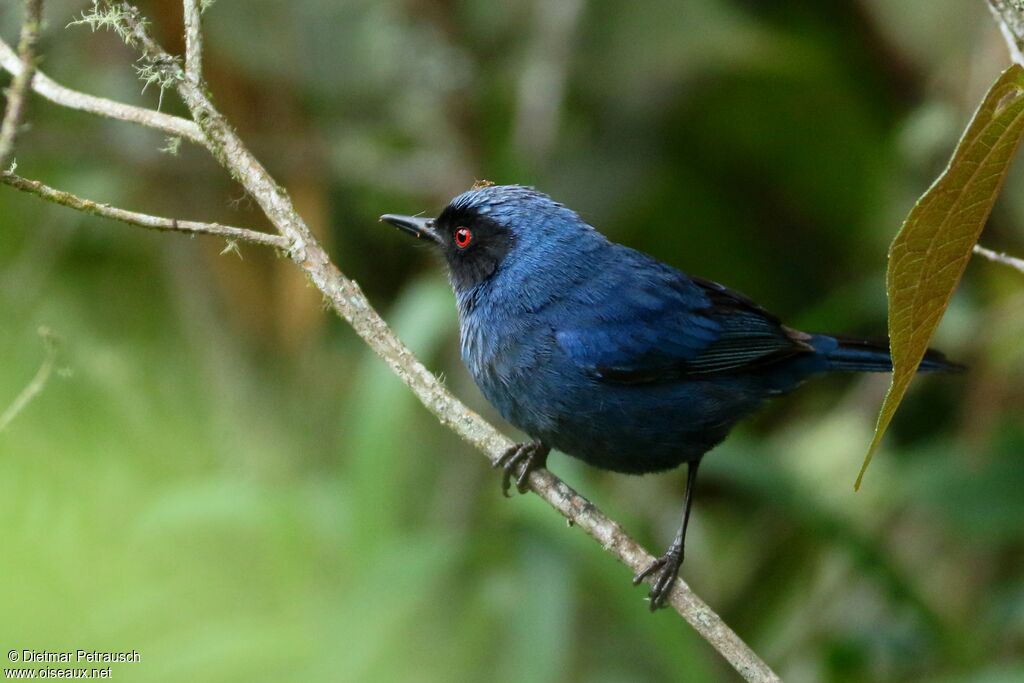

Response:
(859, 64), (1024, 488)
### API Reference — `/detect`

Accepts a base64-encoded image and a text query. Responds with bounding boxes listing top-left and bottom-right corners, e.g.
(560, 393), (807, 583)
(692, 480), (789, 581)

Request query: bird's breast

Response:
(458, 313), (492, 381)
(457, 300), (562, 435)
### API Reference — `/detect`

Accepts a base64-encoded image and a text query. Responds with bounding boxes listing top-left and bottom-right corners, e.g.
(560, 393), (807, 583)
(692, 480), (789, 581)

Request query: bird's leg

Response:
(494, 440), (550, 497)
(633, 459), (701, 611)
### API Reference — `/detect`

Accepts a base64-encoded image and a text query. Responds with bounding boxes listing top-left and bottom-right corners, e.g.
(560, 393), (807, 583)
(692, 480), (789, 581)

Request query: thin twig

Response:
(0, 327), (58, 433)
(182, 0), (203, 82)
(988, 0), (1024, 66)
(983, 2), (1024, 274)
(981, 5), (1024, 274)
(0, 0), (43, 170)
(113, 5), (780, 680)
(0, 37), (204, 144)
(0, 172), (290, 249)
(974, 243), (1024, 273)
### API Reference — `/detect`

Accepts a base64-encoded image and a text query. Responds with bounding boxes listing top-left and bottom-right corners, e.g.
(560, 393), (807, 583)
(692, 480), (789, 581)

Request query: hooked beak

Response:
(379, 214), (441, 244)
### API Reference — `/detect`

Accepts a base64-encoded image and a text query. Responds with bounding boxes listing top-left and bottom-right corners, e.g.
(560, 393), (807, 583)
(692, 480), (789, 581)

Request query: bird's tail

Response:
(810, 334), (964, 373)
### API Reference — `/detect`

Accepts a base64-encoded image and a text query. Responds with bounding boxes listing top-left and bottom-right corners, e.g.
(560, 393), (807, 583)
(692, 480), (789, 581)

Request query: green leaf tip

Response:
(856, 64), (1024, 491)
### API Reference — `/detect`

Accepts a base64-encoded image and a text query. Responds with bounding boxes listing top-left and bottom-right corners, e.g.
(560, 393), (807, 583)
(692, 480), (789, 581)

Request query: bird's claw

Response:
(633, 549), (684, 611)
(494, 441), (549, 497)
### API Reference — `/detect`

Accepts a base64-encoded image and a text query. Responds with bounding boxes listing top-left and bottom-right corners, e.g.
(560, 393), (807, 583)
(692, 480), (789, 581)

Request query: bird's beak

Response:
(379, 214), (441, 244)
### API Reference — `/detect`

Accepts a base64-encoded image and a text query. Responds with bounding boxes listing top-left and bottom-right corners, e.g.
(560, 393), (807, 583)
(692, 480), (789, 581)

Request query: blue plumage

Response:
(380, 184), (959, 610)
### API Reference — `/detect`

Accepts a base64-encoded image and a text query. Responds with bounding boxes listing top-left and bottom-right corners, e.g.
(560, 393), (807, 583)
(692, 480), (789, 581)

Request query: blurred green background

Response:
(2, 1), (1024, 681)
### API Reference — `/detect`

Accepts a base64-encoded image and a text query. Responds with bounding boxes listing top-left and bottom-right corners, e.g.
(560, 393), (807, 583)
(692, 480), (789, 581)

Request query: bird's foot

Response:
(632, 547), (684, 611)
(494, 441), (549, 497)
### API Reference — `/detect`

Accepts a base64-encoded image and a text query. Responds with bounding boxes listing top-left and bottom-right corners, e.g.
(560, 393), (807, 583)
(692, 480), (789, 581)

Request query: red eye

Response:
(454, 227), (473, 248)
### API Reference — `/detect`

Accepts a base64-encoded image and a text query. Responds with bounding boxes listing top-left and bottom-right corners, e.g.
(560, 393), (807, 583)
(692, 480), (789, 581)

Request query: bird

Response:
(380, 184), (959, 611)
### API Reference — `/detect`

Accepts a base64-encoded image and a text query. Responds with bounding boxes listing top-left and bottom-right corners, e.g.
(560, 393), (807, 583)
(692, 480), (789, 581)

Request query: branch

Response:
(0, 326), (58, 433)
(3, 4), (780, 680)
(183, 0), (203, 82)
(988, 0), (1024, 66)
(0, 0), (43, 170)
(983, 2), (1024, 277)
(0, 37), (204, 144)
(0, 171), (289, 249)
(974, 243), (1024, 273)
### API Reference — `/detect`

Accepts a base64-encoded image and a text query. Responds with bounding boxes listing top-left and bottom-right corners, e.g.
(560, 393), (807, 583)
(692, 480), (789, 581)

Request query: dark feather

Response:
(556, 252), (811, 384)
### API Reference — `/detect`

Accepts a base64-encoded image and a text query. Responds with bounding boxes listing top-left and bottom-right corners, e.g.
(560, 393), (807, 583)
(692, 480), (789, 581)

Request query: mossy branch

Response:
(989, 0), (1024, 66)
(183, 0), (204, 82)
(0, 171), (290, 250)
(0, 37), (203, 144)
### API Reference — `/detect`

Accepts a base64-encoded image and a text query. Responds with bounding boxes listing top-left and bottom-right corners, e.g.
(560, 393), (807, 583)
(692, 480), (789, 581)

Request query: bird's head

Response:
(381, 184), (598, 294)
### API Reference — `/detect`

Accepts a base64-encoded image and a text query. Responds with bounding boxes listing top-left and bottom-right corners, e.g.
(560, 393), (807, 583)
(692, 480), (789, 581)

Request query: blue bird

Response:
(381, 184), (959, 610)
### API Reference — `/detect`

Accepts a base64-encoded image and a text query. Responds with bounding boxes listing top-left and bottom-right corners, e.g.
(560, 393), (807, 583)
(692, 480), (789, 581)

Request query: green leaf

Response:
(857, 64), (1024, 491)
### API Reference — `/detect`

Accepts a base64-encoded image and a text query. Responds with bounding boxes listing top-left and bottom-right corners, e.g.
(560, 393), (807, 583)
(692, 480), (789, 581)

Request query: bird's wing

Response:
(554, 252), (812, 384)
